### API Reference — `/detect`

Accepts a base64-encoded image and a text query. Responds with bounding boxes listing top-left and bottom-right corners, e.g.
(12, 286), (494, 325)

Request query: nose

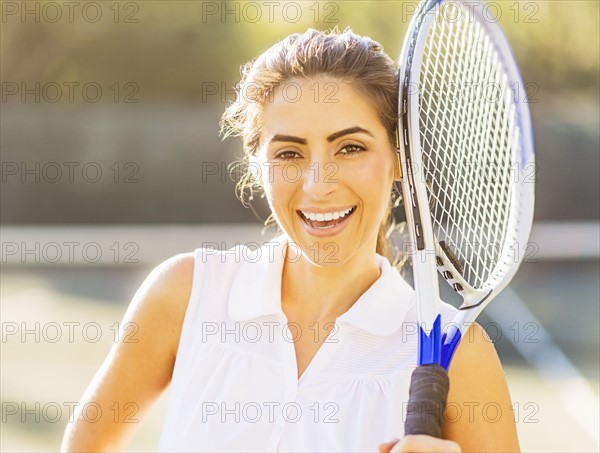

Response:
(302, 159), (336, 197)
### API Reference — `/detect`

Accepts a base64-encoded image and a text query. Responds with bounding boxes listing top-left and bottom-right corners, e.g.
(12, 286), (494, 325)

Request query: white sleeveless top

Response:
(158, 234), (458, 452)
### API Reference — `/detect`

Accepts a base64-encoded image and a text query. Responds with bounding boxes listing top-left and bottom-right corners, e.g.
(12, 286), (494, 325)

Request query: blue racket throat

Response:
(417, 314), (442, 365)
(440, 325), (462, 370)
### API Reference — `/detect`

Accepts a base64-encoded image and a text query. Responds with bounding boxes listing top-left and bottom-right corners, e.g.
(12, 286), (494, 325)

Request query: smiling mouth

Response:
(297, 206), (357, 229)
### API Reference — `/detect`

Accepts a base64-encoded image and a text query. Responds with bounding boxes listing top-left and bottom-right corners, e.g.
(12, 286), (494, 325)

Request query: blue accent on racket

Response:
(440, 324), (462, 370)
(418, 314), (442, 365)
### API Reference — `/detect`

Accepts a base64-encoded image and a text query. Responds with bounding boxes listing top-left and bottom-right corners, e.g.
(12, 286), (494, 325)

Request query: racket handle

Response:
(404, 364), (450, 438)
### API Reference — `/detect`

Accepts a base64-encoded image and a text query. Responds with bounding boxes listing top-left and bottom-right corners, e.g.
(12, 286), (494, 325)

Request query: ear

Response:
(393, 150), (403, 182)
(393, 127), (403, 182)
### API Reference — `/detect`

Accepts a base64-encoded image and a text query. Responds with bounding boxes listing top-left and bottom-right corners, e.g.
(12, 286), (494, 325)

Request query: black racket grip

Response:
(404, 364), (450, 438)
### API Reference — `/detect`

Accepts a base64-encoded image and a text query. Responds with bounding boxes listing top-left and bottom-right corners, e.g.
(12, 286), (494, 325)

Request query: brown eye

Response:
(339, 144), (367, 155)
(274, 150), (301, 160)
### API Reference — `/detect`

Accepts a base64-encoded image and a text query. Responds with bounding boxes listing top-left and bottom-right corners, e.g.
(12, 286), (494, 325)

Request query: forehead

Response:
(259, 76), (385, 139)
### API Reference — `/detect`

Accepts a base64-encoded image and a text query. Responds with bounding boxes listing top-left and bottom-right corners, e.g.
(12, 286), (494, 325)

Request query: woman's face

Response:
(256, 75), (399, 266)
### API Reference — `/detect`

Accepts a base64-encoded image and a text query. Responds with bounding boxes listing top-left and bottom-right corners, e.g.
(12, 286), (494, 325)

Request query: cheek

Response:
(352, 158), (394, 199)
(262, 167), (295, 209)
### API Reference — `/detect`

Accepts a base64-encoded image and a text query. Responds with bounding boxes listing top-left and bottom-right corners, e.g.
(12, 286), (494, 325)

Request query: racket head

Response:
(398, 0), (535, 324)
(399, 0), (536, 437)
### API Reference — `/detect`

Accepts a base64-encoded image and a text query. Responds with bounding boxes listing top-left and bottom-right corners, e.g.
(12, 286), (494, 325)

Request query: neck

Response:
(280, 242), (382, 322)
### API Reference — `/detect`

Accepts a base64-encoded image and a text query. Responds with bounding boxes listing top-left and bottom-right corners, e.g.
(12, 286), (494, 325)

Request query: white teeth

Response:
(301, 207), (354, 222)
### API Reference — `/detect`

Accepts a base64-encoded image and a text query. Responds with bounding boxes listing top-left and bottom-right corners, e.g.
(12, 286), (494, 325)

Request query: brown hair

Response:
(220, 27), (403, 264)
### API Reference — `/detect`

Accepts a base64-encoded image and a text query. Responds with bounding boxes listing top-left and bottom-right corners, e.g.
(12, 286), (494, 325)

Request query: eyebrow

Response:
(269, 126), (374, 145)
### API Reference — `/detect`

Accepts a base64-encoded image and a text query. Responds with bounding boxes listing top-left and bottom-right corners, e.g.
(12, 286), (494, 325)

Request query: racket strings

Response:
(418, 6), (517, 289)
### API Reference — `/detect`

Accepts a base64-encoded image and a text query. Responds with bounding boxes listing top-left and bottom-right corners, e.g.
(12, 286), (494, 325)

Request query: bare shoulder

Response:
(136, 252), (195, 305)
(448, 322), (503, 382)
(442, 323), (520, 452)
(129, 252), (196, 359)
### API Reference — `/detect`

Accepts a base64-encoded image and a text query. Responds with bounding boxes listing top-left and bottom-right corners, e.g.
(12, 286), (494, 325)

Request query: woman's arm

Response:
(380, 323), (520, 453)
(61, 253), (194, 452)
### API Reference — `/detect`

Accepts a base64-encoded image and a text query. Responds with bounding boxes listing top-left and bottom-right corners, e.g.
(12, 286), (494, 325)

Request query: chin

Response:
(285, 234), (352, 268)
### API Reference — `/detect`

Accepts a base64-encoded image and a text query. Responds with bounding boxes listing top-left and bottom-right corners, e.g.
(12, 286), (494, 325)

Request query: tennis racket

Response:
(396, 0), (535, 438)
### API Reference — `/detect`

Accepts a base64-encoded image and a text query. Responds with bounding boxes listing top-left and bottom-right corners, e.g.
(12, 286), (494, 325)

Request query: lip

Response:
(297, 206), (356, 238)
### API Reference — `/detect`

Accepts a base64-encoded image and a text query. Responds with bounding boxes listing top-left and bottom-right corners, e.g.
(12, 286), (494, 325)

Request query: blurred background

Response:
(1, 0), (598, 451)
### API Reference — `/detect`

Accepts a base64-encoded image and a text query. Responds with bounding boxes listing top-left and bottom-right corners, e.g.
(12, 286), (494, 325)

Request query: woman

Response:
(62, 28), (519, 453)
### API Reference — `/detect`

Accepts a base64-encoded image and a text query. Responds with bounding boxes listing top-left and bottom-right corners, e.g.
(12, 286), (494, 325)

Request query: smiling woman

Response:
(61, 28), (519, 453)
(252, 75), (400, 267)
